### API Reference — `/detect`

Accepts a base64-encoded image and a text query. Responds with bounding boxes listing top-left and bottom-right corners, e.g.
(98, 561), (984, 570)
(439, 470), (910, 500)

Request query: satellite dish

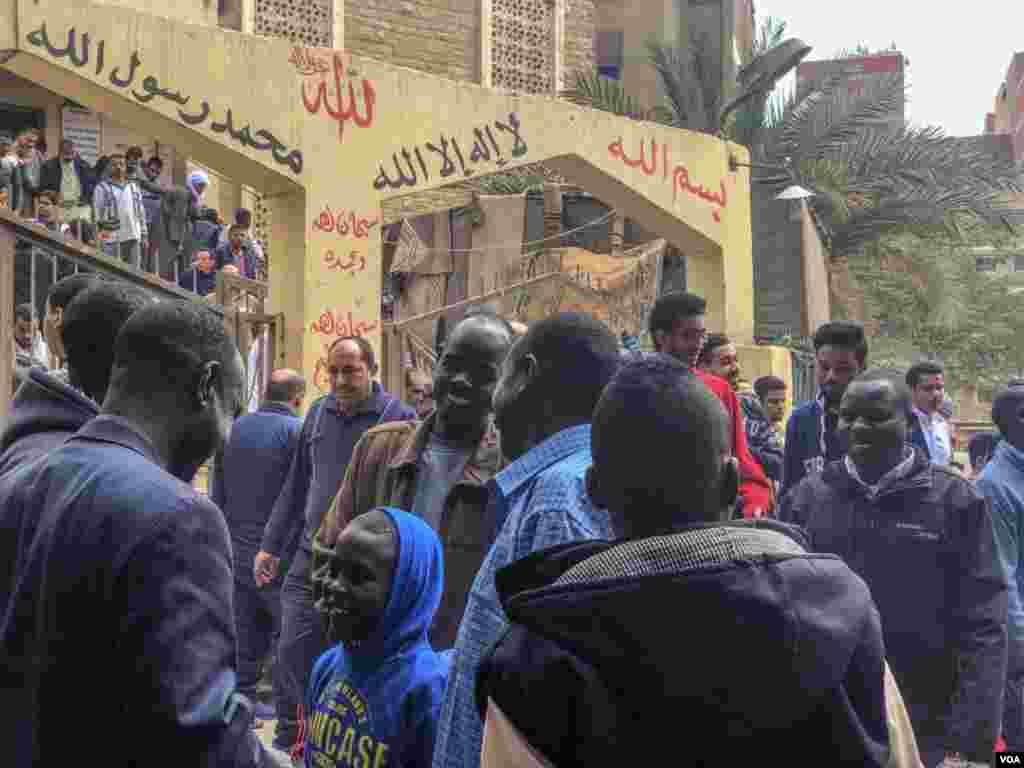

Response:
(775, 185), (815, 201)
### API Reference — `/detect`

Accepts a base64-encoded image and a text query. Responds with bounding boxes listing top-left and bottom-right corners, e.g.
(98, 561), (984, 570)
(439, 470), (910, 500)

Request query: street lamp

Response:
(718, 38), (812, 135)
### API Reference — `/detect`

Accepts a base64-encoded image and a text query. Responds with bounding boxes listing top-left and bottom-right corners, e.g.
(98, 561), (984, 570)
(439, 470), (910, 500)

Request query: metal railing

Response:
(2, 207), (219, 404)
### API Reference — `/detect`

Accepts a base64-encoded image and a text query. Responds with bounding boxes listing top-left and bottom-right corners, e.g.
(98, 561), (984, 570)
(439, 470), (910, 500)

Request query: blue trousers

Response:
(276, 549), (328, 750)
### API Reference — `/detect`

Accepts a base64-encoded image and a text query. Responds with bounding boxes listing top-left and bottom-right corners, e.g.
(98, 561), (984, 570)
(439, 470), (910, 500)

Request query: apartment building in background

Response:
(795, 50), (907, 129)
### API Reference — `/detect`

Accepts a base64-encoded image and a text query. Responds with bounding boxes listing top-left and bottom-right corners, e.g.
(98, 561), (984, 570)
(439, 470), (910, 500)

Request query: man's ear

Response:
(719, 456), (739, 511)
(53, 305), (64, 330)
(195, 361), (221, 410)
(518, 352), (539, 386)
(586, 465), (608, 509)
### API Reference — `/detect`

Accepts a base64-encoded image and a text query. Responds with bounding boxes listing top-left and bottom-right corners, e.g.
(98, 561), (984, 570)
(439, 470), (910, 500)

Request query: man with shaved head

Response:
(782, 368), (1008, 767)
(210, 368), (307, 734)
(977, 382), (1024, 752)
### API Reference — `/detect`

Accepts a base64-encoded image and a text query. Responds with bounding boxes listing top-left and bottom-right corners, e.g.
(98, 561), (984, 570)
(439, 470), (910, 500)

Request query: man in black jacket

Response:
(39, 139), (95, 223)
(477, 355), (895, 766)
(781, 368), (1008, 767)
(0, 300), (283, 767)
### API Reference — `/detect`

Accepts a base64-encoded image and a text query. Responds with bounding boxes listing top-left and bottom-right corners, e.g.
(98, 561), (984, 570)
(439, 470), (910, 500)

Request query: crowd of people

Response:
(1, 127), (264, 293)
(4, 276), (1024, 768)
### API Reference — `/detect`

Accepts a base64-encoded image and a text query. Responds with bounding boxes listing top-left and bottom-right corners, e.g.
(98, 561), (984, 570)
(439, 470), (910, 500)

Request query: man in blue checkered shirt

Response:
(432, 312), (622, 768)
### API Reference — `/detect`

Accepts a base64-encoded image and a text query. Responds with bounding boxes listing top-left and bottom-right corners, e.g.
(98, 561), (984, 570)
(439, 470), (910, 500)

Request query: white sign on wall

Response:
(61, 106), (101, 166)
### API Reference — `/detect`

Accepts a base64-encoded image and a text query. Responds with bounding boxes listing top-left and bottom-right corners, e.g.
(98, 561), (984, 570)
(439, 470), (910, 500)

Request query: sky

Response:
(755, 0), (1023, 137)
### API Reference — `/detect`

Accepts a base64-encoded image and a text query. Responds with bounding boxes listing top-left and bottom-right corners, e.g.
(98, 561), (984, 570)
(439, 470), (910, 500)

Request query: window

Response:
(1014, 253), (1024, 272)
(596, 29), (624, 81)
(976, 256), (997, 272)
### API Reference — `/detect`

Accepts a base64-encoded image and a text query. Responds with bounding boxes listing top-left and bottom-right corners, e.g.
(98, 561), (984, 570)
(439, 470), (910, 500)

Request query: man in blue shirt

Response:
(257, 336), (414, 753)
(0, 300), (276, 767)
(978, 382), (1024, 752)
(210, 369), (306, 733)
(432, 312), (621, 768)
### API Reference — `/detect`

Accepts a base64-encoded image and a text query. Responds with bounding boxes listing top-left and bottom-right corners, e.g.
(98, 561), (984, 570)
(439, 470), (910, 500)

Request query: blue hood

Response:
(351, 507), (444, 667)
(0, 367), (97, 477)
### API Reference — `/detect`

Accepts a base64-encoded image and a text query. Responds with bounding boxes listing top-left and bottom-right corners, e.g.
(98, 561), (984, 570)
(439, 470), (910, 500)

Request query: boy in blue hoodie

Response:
(307, 507), (448, 768)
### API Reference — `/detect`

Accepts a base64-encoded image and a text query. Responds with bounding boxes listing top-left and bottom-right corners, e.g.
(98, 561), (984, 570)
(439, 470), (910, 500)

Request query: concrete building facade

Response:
(2, 0), (764, 410)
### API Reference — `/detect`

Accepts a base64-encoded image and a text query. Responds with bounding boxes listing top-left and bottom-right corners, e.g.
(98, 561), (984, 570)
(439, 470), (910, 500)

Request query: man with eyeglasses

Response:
(647, 292), (773, 518)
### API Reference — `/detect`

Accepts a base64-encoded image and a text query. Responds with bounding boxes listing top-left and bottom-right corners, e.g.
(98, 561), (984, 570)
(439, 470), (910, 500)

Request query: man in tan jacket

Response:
(315, 309), (514, 649)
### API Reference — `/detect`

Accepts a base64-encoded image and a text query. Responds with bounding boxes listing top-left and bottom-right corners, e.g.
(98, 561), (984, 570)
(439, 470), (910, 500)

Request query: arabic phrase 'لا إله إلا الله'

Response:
(372, 113), (529, 192)
(25, 22), (303, 174)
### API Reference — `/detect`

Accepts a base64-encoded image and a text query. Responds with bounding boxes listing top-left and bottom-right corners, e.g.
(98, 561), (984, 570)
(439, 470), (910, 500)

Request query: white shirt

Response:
(110, 182), (142, 242)
(913, 407), (952, 467)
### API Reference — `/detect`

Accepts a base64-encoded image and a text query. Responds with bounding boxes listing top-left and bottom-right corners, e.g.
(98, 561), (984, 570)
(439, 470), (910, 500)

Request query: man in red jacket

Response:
(648, 292), (772, 517)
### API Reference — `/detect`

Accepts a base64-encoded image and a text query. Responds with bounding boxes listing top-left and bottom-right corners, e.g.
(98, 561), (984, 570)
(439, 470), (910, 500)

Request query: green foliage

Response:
(561, 71), (647, 120)
(848, 227), (1024, 391)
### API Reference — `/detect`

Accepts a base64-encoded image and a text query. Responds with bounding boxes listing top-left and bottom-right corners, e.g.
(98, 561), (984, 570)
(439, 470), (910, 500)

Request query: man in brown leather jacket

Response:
(315, 309), (514, 649)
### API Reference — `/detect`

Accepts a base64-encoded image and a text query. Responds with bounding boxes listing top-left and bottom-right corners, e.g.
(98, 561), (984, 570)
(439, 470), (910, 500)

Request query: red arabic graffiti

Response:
(302, 53), (376, 143)
(288, 46), (330, 76)
(671, 167), (728, 222)
(309, 309), (378, 339)
(608, 137), (728, 222)
(313, 205), (379, 239)
(313, 342), (332, 391)
(323, 249), (367, 274)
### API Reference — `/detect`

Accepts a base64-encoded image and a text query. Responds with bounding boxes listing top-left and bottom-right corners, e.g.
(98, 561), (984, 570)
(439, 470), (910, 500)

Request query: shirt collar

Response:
(389, 412), (501, 481)
(329, 381), (387, 417)
(844, 446), (916, 497)
(491, 423), (592, 499)
(913, 406), (944, 427)
(70, 415), (163, 465)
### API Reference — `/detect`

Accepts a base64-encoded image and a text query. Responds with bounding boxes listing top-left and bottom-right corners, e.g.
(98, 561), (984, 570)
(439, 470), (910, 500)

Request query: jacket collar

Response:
(827, 446), (932, 498)
(388, 411), (501, 485)
(70, 415), (163, 466)
(844, 447), (916, 499)
(492, 424), (591, 499)
(259, 401), (296, 417)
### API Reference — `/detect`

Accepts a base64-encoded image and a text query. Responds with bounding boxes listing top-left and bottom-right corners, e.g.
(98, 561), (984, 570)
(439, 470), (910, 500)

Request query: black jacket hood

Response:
(0, 367), (97, 475)
(481, 518), (889, 766)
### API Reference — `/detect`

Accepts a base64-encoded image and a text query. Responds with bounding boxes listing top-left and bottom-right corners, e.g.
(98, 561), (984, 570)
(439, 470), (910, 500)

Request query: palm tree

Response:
(755, 73), (1023, 258)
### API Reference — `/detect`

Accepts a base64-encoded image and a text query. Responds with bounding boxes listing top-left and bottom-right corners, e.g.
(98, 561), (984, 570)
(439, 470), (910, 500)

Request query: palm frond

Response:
(813, 73), (905, 158)
(645, 42), (696, 130)
(560, 71), (645, 120)
(754, 16), (788, 56)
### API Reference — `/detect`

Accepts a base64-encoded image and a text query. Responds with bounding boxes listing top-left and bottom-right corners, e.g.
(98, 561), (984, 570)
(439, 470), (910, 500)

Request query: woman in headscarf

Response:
(186, 169), (209, 209)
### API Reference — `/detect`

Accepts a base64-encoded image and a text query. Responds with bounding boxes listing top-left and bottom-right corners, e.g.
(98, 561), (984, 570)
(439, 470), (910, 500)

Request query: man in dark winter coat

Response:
(781, 368), (1008, 767)
(476, 354), (897, 767)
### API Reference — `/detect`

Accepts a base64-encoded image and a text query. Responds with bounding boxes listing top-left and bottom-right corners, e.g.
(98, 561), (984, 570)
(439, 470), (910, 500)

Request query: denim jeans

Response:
(276, 549), (328, 751)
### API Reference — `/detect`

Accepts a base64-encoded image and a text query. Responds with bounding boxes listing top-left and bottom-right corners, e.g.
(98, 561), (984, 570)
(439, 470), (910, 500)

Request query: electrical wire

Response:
(383, 209), (618, 256)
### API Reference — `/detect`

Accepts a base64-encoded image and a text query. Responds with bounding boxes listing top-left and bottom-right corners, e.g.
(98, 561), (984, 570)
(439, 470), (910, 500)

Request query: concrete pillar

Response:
(266, 190), (307, 374)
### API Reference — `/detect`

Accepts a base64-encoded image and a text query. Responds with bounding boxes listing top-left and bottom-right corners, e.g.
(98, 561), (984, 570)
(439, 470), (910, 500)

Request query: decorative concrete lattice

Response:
(254, 0), (332, 47)
(253, 194), (271, 274)
(491, 0), (556, 94)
